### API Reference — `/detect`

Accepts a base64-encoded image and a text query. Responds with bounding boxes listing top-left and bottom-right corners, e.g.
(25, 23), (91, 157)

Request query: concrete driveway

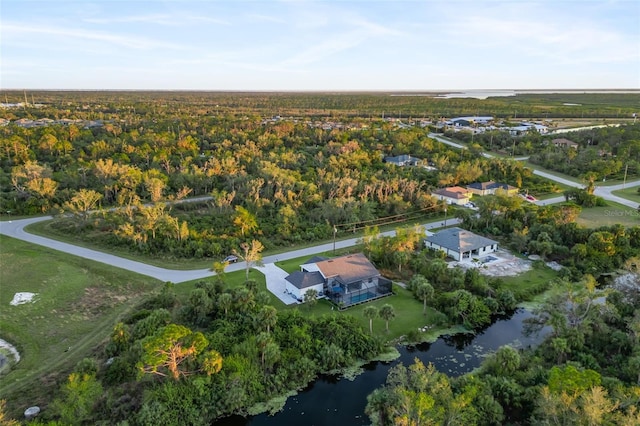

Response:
(253, 263), (298, 305)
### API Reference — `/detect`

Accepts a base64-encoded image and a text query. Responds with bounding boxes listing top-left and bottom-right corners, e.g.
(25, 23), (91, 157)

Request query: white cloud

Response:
(2, 23), (187, 50)
(84, 13), (229, 26)
(246, 13), (286, 24)
(448, 9), (639, 65)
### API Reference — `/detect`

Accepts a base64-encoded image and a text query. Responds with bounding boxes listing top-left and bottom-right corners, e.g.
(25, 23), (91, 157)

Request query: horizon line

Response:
(2, 88), (639, 93)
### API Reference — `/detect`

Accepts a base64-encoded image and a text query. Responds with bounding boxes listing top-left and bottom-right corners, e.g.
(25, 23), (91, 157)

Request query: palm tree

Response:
(256, 332), (271, 367)
(233, 205), (258, 237)
(494, 345), (521, 375)
(415, 282), (434, 315)
(217, 293), (232, 316)
(583, 172), (597, 195)
(379, 304), (396, 332)
(303, 289), (318, 309)
(211, 262), (227, 276)
(259, 305), (278, 334)
(363, 305), (378, 334)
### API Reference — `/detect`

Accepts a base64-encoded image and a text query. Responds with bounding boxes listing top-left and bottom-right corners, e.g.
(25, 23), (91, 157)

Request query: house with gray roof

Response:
(384, 154), (422, 167)
(425, 227), (498, 261)
(286, 253), (392, 307)
(285, 271), (325, 301)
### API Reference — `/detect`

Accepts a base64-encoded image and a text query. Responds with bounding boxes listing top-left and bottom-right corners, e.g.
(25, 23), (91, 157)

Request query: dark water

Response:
(218, 309), (546, 426)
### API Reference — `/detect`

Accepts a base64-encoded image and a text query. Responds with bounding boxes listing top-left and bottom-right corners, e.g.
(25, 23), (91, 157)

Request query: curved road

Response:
(2, 132), (638, 287)
(428, 132), (640, 209)
(0, 216), (460, 285)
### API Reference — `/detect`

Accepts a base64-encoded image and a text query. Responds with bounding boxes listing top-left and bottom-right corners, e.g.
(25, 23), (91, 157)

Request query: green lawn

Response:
(612, 187), (640, 204)
(499, 263), (559, 301)
(172, 265), (450, 343)
(531, 185), (572, 200)
(0, 236), (161, 410)
(298, 284), (450, 342)
(577, 201), (640, 228)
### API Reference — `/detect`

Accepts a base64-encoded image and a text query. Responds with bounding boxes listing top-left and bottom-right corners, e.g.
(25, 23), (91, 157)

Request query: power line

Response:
(336, 205), (444, 232)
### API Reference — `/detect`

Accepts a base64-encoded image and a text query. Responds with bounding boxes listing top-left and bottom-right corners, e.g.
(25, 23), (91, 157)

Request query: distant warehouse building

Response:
(446, 116), (494, 127)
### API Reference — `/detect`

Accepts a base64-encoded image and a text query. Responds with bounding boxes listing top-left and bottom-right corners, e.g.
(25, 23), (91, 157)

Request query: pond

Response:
(217, 309), (547, 426)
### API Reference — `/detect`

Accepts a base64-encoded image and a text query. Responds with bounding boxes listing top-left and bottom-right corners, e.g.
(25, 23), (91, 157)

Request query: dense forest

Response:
(1, 91), (577, 260)
(2, 91), (638, 120)
(2, 92), (640, 425)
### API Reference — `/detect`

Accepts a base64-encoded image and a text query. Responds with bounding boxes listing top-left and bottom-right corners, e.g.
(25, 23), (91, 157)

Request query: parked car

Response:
(464, 202), (478, 210)
(223, 255), (238, 263)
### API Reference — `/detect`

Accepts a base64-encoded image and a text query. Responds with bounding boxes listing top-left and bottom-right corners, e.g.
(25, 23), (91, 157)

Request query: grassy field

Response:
(499, 263), (559, 301)
(0, 236), (161, 411)
(612, 187), (640, 203)
(576, 201), (640, 228)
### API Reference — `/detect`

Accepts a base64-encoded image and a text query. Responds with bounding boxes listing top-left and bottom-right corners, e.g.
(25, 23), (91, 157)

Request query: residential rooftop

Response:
(426, 227), (498, 252)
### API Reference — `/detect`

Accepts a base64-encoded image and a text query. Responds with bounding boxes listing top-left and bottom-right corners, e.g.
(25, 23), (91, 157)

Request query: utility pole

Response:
(333, 225), (337, 254)
(623, 164), (629, 189)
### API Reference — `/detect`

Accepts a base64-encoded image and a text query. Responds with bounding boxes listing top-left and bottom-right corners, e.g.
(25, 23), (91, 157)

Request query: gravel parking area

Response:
(454, 250), (532, 277)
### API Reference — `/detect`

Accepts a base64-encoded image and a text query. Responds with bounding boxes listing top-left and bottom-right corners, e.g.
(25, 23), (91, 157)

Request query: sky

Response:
(1, 0), (639, 91)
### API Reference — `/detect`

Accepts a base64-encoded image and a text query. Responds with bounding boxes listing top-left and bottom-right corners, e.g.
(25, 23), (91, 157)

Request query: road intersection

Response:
(1, 136), (638, 285)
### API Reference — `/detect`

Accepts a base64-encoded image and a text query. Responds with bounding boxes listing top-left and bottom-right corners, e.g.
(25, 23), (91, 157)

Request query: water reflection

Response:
(217, 309), (547, 426)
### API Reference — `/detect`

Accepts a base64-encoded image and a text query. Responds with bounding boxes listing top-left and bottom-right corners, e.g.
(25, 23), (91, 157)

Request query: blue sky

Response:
(2, 0), (639, 90)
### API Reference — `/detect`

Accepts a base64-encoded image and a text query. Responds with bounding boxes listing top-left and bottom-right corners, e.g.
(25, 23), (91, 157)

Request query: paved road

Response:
(2, 130), (639, 285)
(532, 170), (582, 188)
(429, 133), (466, 150)
(0, 216), (215, 283)
(429, 132), (640, 209)
(594, 181), (640, 209)
(0, 216), (461, 284)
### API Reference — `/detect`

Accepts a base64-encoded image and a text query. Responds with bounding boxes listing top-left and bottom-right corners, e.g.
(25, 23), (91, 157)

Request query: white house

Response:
(284, 270), (325, 301)
(425, 227), (498, 261)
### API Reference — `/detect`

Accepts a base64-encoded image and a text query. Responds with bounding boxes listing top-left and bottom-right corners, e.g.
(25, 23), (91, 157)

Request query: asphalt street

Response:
(2, 135), (639, 283)
(0, 215), (461, 283)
